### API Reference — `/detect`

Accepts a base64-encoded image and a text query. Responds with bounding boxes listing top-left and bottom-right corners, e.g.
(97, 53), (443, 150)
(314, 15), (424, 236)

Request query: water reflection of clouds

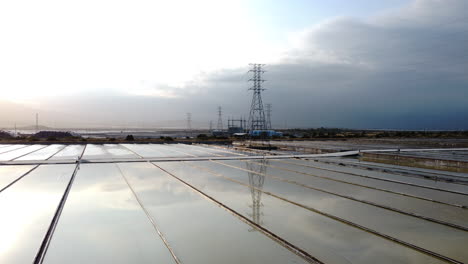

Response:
(17, 145), (65, 161)
(0, 145), (45, 161)
(103, 144), (138, 157)
(82, 144), (134, 159)
(35, 157), (463, 263)
(122, 144), (173, 158)
(98, 182), (126, 192)
(119, 162), (309, 264)
(74, 163), (202, 210)
(158, 160), (446, 264)
(44, 168), (174, 264)
(72, 164), (140, 211)
(0, 165), (74, 264)
(234, 163), (468, 261)
(50, 145), (85, 159)
(68, 185), (139, 211)
(258, 173), (467, 262)
(114, 162), (199, 207)
(0, 191), (61, 262)
(285, 206), (391, 262)
(0, 165), (35, 189)
(247, 160), (468, 228)
(311, 194), (468, 257)
(50, 165), (308, 263)
(274, 160), (468, 206)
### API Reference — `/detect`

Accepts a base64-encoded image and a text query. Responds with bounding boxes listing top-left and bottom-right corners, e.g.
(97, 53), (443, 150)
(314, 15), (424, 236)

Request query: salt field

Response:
(0, 143), (467, 263)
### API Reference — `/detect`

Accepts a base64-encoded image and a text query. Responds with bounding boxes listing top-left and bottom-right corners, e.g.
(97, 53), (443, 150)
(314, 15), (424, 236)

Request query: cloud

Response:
(1, 0), (467, 130)
(182, 0), (468, 130)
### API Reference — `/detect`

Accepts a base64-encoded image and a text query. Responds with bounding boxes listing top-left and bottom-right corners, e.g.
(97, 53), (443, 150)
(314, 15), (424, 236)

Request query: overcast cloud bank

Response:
(1, 0), (467, 130)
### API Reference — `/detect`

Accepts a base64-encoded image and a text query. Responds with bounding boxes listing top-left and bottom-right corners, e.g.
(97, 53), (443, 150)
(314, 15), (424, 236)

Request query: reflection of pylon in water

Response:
(246, 160), (267, 231)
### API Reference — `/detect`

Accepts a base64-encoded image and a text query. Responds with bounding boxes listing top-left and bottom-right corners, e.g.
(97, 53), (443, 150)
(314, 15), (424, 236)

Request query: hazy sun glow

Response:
(0, 0), (282, 102)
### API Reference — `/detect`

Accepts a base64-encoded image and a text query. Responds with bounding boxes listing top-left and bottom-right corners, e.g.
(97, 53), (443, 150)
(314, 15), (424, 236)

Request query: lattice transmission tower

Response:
(265, 103), (272, 130)
(247, 64), (267, 132)
(217, 106), (223, 130)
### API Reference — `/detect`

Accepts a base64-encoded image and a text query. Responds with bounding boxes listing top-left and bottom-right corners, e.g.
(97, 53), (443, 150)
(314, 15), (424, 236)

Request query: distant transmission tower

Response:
(247, 64), (267, 131)
(217, 106), (223, 130)
(265, 103), (272, 130)
(186, 113), (192, 137)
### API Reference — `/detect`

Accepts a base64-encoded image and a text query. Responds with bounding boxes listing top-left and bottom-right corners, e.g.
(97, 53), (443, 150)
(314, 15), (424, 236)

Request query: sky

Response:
(0, 0), (467, 129)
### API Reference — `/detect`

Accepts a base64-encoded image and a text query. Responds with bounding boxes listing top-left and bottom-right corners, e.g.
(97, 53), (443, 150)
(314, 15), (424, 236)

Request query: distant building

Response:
(227, 117), (247, 135)
(211, 130), (227, 137)
(228, 126), (244, 134)
(249, 130), (283, 137)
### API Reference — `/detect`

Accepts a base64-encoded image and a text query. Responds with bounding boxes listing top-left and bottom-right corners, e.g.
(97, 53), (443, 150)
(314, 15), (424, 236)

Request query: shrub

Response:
(0, 131), (12, 139)
(34, 131), (73, 139)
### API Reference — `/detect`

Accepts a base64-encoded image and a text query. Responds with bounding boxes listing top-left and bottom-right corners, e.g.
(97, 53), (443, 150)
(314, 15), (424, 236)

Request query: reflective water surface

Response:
(325, 156), (468, 175)
(118, 162), (308, 264)
(174, 144), (241, 157)
(43, 163), (175, 264)
(82, 144), (138, 159)
(156, 161), (445, 264)
(267, 160), (468, 207)
(0, 165), (36, 191)
(0, 164), (74, 264)
(49, 145), (86, 160)
(121, 144), (176, 158)
(152, 144), (198, 157)
(0, 145), (28, 154)
(16, 144), (65, 161)
(291, 159), (468, 194)
(121, 143), (254, 158)
(198, 160), (468, 262)
(170, 144), (223, 157)
(200, 145), (259, 156)
(217, 159), (468, 228)
(122, 144), (186, 158)
(0, 145), (47, 161)
(1, 144), (466, 264)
